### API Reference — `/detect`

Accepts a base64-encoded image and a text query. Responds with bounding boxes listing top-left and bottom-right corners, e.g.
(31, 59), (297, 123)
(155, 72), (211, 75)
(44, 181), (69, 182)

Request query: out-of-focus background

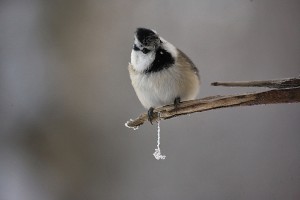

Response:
(1, 0), (300, 199)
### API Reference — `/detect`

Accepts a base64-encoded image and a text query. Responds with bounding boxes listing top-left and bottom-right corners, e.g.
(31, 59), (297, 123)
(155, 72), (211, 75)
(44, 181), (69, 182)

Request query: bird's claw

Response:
(147, 107), (155, 124)
(174, 97), (181, 110)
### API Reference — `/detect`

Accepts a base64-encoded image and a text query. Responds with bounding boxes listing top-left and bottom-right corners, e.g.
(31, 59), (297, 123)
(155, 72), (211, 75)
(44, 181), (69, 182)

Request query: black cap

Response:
(136, 28), (159, 46)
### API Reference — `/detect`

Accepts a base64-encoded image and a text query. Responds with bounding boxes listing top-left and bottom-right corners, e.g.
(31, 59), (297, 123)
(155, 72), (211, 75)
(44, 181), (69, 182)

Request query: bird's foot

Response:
(147, 107), (155, 124)
(174, 97), (181, 110)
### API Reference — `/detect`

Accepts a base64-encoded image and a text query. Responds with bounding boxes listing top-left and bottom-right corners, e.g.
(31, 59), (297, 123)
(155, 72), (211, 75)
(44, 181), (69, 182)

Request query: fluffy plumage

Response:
(129, 28), (200, 110)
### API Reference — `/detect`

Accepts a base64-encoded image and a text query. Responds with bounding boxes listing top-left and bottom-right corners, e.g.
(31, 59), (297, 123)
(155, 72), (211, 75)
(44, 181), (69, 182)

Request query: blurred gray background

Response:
(1, 0), (300, 199)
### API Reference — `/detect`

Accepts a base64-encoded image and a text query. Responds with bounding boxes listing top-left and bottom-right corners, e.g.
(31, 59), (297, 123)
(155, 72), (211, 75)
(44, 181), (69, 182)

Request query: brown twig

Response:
(211, 77), (300, 88)
(125, 77), (300, 129)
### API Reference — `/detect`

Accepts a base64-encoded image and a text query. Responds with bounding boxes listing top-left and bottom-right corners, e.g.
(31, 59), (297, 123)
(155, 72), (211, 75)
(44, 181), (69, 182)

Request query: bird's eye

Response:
(142, 48), (150, 54)
(133, 44), (140, 51)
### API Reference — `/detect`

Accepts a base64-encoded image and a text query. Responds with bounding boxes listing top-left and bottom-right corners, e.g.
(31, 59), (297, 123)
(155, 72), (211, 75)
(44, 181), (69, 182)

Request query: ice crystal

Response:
(153, 114), (166, 160)
(125, 119), (139, 130)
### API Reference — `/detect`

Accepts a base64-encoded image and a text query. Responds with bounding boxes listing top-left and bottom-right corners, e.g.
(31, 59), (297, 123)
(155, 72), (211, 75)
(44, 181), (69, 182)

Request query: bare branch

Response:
(125, 78), (300, 129)
(211, 77), (300, 88)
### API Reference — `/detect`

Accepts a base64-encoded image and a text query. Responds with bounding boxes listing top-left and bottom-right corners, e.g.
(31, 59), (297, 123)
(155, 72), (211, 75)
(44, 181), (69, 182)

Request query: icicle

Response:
(153, 113), (166, 160)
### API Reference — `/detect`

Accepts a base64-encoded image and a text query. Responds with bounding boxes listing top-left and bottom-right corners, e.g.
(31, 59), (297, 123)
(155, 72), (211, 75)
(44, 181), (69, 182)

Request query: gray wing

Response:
(177, 49), (200, 81)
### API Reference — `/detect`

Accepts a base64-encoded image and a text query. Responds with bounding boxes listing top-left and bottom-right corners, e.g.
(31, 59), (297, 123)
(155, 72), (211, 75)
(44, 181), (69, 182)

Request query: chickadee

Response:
(128, 28), (200, 123)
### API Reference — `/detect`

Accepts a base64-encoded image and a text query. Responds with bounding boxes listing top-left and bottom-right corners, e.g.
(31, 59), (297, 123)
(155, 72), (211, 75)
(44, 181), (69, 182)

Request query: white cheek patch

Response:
(133, 37), (144, 50)
(131, 37), (155, 72)
(131, 50), (155, 72)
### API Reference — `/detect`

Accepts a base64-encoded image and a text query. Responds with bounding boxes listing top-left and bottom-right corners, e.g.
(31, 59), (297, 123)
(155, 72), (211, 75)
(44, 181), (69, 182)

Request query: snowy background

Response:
(1, 0), (300, 199)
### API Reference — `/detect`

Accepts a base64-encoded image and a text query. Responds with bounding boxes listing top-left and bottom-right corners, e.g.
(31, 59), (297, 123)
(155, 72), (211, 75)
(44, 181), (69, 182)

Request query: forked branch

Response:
(125, 77), (300, 129)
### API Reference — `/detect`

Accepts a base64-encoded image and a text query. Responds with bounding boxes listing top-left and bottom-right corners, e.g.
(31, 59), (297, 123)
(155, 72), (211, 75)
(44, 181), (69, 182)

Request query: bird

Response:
(128, 28), (200, 123)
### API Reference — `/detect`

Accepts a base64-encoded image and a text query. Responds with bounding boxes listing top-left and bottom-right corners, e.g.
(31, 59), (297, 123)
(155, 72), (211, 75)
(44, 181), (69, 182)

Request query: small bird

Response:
(128, 28), (200, 123)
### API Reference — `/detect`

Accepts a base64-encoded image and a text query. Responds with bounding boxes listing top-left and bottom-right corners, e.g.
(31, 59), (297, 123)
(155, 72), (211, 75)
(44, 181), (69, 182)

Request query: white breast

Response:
(128, 63), (199, 109)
